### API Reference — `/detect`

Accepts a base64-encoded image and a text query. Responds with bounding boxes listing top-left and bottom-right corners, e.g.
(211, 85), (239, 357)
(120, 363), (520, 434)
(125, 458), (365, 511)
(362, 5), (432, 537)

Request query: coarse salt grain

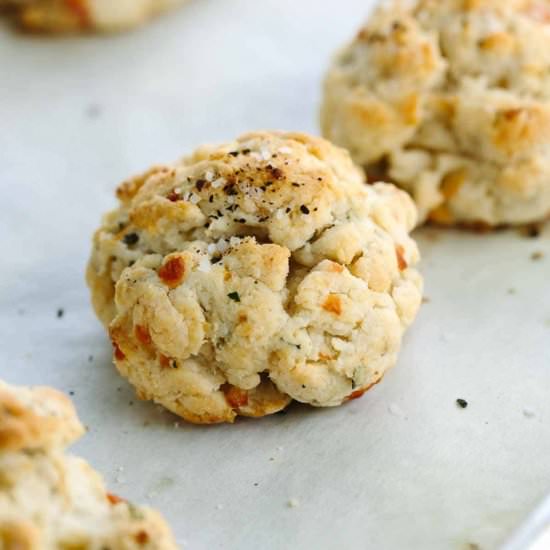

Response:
(275, 209), (284, 220)
(243, 182), (261, 199)
(211, 177), (226, 189)
(278, 146), (292, 154)
(260, 148), (271, 160)
(189, 193), (201, 204)
(207, 243), (217, 255)
(216, 240), (229, 253)
(205, 170), (214, 182)
(198, 257), (211, 273)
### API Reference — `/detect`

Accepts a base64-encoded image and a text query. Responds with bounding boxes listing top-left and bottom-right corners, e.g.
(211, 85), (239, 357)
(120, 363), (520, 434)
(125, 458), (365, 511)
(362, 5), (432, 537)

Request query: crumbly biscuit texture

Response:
(0, 380), (84, 452)
(0, 380), (178, 550)
(87, 131), (422, 423)
(0, 0), (186, 32)
(321, 0), (550, 226)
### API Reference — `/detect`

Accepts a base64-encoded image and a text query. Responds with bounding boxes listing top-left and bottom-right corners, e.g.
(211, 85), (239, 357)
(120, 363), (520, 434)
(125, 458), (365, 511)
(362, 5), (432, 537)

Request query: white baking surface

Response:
(503, 494), (550, 550)
(1, 1), (549, 549)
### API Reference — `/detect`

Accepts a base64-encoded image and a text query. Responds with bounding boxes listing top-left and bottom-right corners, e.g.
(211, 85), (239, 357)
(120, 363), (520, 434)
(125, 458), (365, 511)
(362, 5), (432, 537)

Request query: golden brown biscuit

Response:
(1, 0), (187, 32)
(0, 380), (178, 549)
(321, 0), (550, 227)
(0, 382), (83, 452)
(87, 131), (423, 424)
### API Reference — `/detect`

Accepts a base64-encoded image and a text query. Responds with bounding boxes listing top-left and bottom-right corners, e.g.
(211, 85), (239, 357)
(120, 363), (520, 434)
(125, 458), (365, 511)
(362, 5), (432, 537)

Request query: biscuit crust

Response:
(321, 0), (550, 226)
(87, 131), (423, 423)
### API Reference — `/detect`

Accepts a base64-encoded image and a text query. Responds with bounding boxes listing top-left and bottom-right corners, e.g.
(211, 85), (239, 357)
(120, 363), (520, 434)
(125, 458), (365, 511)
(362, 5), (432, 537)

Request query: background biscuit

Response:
(322, 0), (550, 226)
